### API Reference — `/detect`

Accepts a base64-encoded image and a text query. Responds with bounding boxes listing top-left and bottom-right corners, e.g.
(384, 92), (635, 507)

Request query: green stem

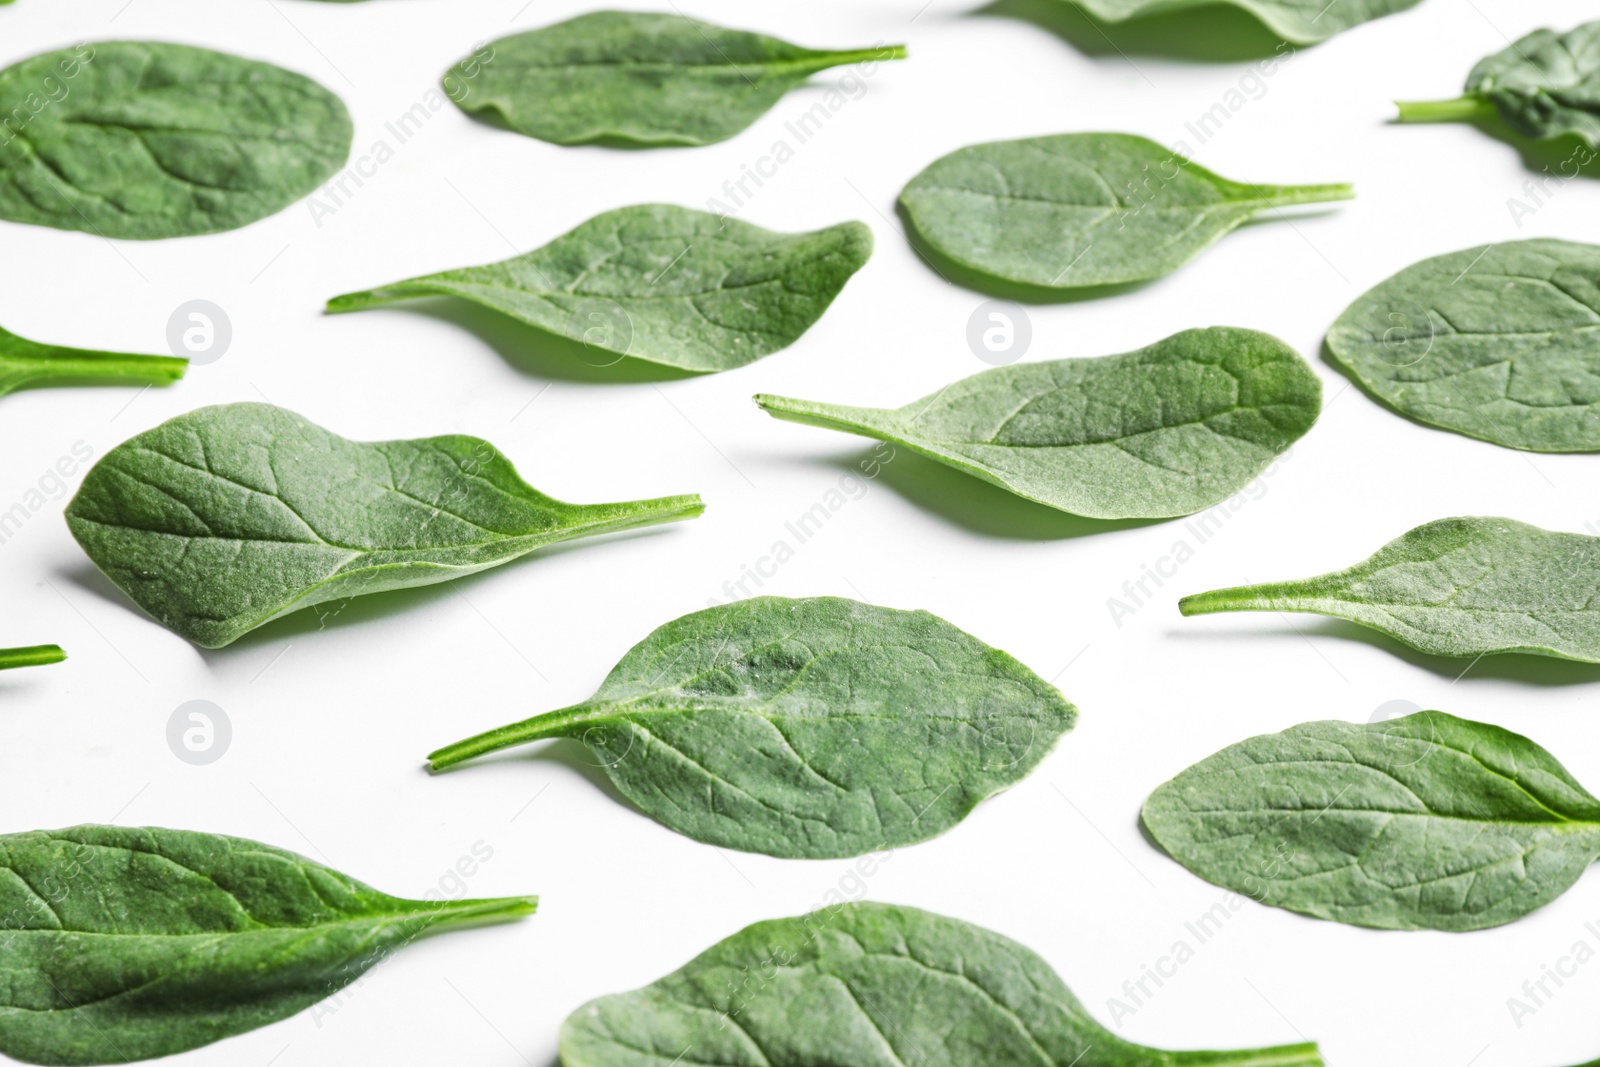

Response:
(1170, 1042), (1324, 1067)
(1394, 96), (1497, 124)
(0, 645), (65, 671)
(753, 393), (895, 440)
(422, 893), (539, 929)
(568, 493), (706, 541)
(428, 702), (603, 772)
(1249, 182), (1356, 207)
(1178, 586), (1281, 616)
(1, 347), (188, 394)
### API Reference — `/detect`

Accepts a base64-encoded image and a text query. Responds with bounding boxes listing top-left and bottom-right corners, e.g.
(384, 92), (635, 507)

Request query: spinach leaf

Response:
(1325, 239), (1600, 451)
(756, 327), (1319, 520)
(0, 324), (186, 398)
(899, 133), (1351, 291)
(0, 42), (351, 240)
(1070, 0), (1422, 43)
(0, 645), (63, 671)
(562, 900), (1325, 1067)
(0, 825), (535, 1065)
(65, 402), (702, 648)
(1397, 21), (1600, 147)
(1181, 517), (1600, 662)
(1143, 710), (1600, 931)
(327, 205), (872, 372)
(448, 12), (906, 147)
(429, 596), (1075, 859)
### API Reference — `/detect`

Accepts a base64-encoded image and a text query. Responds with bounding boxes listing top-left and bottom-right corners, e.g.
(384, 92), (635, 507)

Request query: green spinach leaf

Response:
(0, 324), (186, 398)
(1397, 21), (1600, 147)
(756, 327), (1319, 520)
(562, 900), (1324, 1067)
(448, 12), (906, 147)
(899, 133), (1351, 291)
(1143, 710), (1600, 931)
(327, 205), (871, 372)
(1181, 517), (1600, 662)
(0, 42), (351, 240)
(429, 596), (1075, 859)
(0, 825), (534, 1065)
(65, 402), (702, 648)
(1069, 0), (1422, 43)
(0, 645), (63, 671)
(1325, 238), (1600, 451)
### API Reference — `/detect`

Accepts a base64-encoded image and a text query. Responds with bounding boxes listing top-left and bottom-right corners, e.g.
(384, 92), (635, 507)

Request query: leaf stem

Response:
(0, 645), (66, 671)
(571, 493), (706, 540)
(753, 393), (892, 439)
(1170, 1042), (1324, 1067)
(428, 703), (601, 772)
(1178, 585), (1286, 615)
(422, 893), (539, 929)
(1394, 96), (1497, 124)
(1250, 183), (1356, 207)
(2, 348), (188, 391)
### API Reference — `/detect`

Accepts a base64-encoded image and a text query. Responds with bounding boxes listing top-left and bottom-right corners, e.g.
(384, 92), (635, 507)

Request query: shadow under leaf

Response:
(971, 0), (1292, 64)
(333, 297), (704, 384)
(1173, 617), (1600, 686)
(825, 448), (1167, 540)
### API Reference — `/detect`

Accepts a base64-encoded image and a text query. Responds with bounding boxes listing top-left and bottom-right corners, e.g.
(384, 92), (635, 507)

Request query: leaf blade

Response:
(448, 11), (905, 147)
(0, 42), (351, 240)
(899, 133), (1351, 290)
(429, 596), (1076, 859)
(65, 402), (702, 647)
(561, 901), (1324, 1067)
(1070, 0), (1423, 42)
(326, 205), (873, 372)
(1180, 517), (1600, 662)
(1143, 711), (1600, 931)
(1325, 239), (1600, 451)
(757, 327), (1320, 520)
(0, 825), (535, 1065)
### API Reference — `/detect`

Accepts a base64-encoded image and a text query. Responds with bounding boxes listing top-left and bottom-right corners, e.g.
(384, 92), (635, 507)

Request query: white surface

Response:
(1, 1), (1597, 1065)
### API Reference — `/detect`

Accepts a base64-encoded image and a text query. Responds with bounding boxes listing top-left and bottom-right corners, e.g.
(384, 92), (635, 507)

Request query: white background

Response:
(1, 1), (1597, 1065)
